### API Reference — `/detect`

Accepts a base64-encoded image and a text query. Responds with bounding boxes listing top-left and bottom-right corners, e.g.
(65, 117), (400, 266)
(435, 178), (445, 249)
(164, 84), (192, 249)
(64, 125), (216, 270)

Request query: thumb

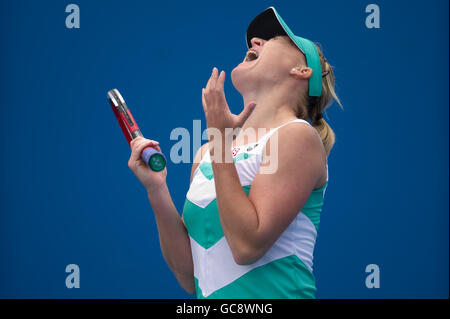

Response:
(235, 102), (256, 127)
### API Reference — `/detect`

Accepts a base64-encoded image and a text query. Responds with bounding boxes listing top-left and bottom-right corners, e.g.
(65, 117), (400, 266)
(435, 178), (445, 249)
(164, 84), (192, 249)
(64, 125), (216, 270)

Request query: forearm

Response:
(210, 143), (261, 264)
(147, 183), (195, 293)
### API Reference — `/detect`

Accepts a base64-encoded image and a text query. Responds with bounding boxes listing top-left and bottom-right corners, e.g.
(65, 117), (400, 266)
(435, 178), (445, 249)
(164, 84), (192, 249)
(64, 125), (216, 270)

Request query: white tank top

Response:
(182, 119), (328, 298)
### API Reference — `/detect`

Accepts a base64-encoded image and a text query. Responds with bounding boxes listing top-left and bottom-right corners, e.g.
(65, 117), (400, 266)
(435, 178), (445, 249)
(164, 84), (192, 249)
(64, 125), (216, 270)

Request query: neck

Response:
(240, 88), (298, 136)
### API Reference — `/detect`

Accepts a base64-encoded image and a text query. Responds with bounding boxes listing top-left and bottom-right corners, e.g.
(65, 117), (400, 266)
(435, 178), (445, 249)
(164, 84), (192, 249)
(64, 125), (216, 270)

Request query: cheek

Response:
(261, 55), (290, 78)
(266, 44), (301, 69)
(262, 50), (288, 70)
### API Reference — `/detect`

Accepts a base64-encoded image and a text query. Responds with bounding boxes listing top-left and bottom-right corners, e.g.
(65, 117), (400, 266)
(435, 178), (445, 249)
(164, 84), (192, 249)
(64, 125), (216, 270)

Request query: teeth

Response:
(245, 50), (258, 61)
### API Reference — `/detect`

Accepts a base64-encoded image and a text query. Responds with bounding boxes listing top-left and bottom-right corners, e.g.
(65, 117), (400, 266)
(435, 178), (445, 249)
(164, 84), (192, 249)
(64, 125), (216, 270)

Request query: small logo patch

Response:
(247, 143), (258, 152)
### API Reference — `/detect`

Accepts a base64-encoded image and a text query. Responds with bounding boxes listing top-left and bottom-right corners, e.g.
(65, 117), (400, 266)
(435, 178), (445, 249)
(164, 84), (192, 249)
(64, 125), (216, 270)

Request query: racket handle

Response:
(141, 147), (166, 172)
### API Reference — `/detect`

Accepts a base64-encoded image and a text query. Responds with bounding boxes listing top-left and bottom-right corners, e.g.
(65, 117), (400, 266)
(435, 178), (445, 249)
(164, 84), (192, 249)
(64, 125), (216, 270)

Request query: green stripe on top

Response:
(195, 254), (316, 299)
(183, 185), (251, 249)
(198, 162), (214, 180)
(198, 153), (254, 181)
(233, 152), (254, 163)
(301, 181), (327, 231)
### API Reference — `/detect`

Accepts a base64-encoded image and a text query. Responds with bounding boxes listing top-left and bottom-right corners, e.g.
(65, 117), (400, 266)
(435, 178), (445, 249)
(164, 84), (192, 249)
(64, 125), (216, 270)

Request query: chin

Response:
(231, 63), (252, 94)
(230, 66), (243, 94)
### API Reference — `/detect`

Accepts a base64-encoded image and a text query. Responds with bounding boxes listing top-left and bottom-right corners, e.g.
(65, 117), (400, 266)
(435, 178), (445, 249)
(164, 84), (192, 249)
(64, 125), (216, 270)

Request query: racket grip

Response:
(141, 147), (167, 172)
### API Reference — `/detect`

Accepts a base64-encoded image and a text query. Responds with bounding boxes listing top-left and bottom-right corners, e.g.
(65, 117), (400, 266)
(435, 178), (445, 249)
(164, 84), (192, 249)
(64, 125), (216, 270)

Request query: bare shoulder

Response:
(266, 121), (324, 155)
(265, 120), (327, 188)
(280, 121), (324, 151)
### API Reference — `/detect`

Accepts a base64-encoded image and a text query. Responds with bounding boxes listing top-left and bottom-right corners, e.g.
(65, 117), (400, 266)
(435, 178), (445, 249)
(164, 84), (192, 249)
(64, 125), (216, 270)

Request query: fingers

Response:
(236, 102), (256, 127)
(203, 67), (225, 99)
(205, 67), (221, 92)
(152, 144), (162, 153)
(203, 68), (227, 116)
(217, 70), (225, 92)
(130, 136), (156, 149)
(202, 88), (207, 114)
(129, 137), (160, 167)
(205, 67), (215, 92)
(140, 141), (162, 154)
(211, 67), (219, 90)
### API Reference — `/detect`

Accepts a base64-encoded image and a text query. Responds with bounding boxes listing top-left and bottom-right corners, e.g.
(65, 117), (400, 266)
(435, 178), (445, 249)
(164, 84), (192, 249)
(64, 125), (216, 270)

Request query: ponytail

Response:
(310, 43), (342, 156)
(312, 118), (335, 157)
(281, 36), (343, 156)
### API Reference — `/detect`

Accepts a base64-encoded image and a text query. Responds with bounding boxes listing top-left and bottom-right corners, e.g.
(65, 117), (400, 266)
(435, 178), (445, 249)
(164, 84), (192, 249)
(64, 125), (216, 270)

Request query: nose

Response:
(250, 37), (265, 49)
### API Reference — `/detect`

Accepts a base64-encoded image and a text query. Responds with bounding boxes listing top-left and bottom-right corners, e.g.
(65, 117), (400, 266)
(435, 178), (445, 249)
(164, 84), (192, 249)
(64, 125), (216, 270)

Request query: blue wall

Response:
(0, 0), (448, 298)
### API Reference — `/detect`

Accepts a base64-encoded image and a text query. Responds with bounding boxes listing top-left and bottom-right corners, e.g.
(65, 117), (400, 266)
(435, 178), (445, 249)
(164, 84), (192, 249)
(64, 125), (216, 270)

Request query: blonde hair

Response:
(282, 36), (343, 157)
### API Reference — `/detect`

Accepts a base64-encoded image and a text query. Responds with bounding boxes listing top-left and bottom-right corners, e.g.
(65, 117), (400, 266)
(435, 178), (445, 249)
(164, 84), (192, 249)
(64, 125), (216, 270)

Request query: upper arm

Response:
(249, 123), (326, 254)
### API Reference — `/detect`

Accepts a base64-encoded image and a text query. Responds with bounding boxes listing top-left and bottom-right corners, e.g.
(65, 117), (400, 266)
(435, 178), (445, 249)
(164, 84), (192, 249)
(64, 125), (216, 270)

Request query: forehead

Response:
(267, 36), (297, 51)
(267, 36), (305, 62)
(267, 35), (295, 48)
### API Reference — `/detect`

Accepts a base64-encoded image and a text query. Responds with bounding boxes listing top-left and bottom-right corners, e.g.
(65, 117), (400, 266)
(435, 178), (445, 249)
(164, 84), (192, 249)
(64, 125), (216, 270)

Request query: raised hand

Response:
(202, 67), (256, 134)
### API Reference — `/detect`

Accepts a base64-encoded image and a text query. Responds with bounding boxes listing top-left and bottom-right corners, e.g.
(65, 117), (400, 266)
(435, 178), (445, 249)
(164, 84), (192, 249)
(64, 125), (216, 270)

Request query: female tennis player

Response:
(128, 7), (341, 298)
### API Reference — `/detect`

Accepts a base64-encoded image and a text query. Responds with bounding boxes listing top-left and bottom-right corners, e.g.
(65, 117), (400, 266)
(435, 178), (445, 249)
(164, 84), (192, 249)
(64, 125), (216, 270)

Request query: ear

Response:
(290, 66), (313, 80)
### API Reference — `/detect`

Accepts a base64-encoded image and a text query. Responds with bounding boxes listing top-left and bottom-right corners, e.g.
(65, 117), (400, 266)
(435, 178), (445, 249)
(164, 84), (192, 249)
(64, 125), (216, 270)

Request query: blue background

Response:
(0, 0), (448, 298)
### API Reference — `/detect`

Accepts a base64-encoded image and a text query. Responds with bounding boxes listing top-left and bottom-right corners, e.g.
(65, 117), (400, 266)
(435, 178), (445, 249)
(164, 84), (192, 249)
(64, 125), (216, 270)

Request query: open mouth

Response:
(244, 50), (259, 62)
